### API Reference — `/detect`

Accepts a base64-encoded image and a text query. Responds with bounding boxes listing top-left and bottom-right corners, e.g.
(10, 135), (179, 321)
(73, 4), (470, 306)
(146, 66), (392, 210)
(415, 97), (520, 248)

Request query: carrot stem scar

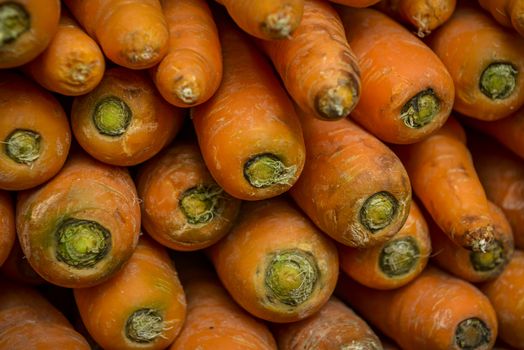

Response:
(4, 129), (41, 164)
(480, 62), (518, 100)
(400, 88), (440, 128)
(243, 153), (296, 188)
(379, 236), (420, 277)
(125, 308), (165, 343)
(179, 185), (223, 225)
(92, 96), (132, 136)
(470, 239), (506, 272)
(360, 191), (398, 232)
(0, 2), (29, 46)
(455, 317), (491, 349)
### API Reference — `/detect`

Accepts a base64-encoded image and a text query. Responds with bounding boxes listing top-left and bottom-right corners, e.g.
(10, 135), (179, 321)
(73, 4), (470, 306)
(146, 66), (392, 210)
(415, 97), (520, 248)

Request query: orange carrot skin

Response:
(63, 0), (168, 69)
(22, 9), (105, 96)
(0, 239), (45, 285)
(0, 72), (71, 191)
(0, 191), (14, 267)
(327, 0), (380, 7)
(479, 0), (524, 37)
(16, 152), (141, 288)
(0, 0), (60, 68)
(153, 0), (222, 107)
(339, 200), (431, 289)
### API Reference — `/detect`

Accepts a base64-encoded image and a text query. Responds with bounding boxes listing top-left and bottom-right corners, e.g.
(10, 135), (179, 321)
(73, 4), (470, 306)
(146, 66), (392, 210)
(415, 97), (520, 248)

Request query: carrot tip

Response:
(466, 226), (496, 253)
(174, 77), (200, 105)
(454, 318), (492, 349)
(400, 88), (440, 129)
(479, 62), (518, 100)
(316, 83), (358, 120)
(243, 153), (297, 189)
(359, 192), (398, 233)
(3, 129), (41, 165)
(65, 60), (96, 86)
(0, 2), (29, 46)
(470, 239), (507, 272)
(125, 308), (166, 344)
(92, 96), (132, 136)
(179, 185), (223, 225)
(261, 5), (297, 39)
(379, 236), (419, 277)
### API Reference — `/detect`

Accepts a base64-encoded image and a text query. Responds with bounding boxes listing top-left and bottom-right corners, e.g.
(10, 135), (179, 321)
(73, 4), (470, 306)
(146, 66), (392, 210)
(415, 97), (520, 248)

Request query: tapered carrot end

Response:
(173, 76), (201, 105)
(0, 2), (29, 47)
(261, 4), (301, 39)
(316, 82), (359, 120)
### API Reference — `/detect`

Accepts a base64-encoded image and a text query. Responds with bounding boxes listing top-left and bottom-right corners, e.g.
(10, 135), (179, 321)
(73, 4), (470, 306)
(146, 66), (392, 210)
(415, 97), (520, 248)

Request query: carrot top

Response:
(0, 3), (30, 47)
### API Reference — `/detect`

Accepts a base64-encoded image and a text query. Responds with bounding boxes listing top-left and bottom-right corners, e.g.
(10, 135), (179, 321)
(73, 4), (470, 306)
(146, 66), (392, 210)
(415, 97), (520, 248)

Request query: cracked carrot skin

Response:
(63, 0), (168, 69)
(0, 191), (14, 268)
(259, 0), (360, 121)
(479, 0), (524, 37)
(327, 0), (380, 7)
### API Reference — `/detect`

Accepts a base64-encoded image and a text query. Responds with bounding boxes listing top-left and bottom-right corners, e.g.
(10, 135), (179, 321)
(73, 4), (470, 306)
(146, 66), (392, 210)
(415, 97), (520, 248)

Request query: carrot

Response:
(337, 6), (454, 144)
(63, 0), (168, 69)
(273, 296), (382, 349)
(479, 0), (524, 37)
(16, 152), (141, 288)
(152, 0), (221, 107)
(289, 108), (411, 247)
(339, 200), (431, 289)
(22, 8), (105, 96)
(336, 266), (498, 350)
(0, 239), (45, 285)
(0, 191), (14, 267)
(74, 237), (186, 350)
(71, 67), (184, 166)
(326, 0), (380, 7)
(208, 198), (339, 323)
(0, 0), (60, 68)
(427, 3), (524, 121)
(192, 19), (305, 201)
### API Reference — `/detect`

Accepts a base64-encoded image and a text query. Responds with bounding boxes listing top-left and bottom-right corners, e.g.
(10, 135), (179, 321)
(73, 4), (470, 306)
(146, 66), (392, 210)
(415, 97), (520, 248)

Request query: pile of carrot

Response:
(2, 0), (524, 348)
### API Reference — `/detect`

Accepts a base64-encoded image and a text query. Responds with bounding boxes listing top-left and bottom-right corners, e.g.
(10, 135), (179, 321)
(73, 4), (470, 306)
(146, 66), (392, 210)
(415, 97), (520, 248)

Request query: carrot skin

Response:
(327, 0), (380, 7)
(479, 0), (524, 37)
(0, 238), (45, 285)
(0, 191), (14, 267)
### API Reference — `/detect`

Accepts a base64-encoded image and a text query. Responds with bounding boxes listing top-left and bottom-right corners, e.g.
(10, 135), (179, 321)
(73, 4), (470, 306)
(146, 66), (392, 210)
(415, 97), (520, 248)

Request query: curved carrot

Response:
(259, 0), (360, 121)
(289, 108), (411, 247)
(152, 0), (222, 107)
(0, 239), (45, 285)
(71, 67), (184, 166)
(22, 8), (105, 96)
(16, 152), (141, 288)
(0, 72), (71, 191)
(0, 191), (14, 267)
(427, 3), (524, 120)
(208, 198), (339, 323)
(136, 142), (241, 251)
(0, 0), (60, 68)
(338, 7), (454, 144)
(479, 0), (524, 37)
(339, 200), (431, 289)
(63, 0), (169, 69)
(192, 19), (305, 201)
(327, 0), (380, 7)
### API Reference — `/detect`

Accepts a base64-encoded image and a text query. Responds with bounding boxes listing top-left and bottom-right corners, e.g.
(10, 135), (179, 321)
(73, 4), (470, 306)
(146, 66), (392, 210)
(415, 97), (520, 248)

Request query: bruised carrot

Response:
(63, 0), (168, 69)
(427, 3), (524, 120)
(337, 266), (498, 350)
(258, 0), (360, 121)
(16, 152), (141, 288)
(152, 0), (221, 107)
(479, 0), (524, 37)
(0, 72), (71, 191)
(0, 239), (45, 285)
(22, 9), (105, 96)
(0, 0), (60, 68)
(326, 0), (380, 7)
(71, 67), (184, 166)
(289, 108), (411, 247)
(208, 198), (339, 323)
(192, 20), (305, 201)
(338, 7), (454, 144)
(0, 191), (14, 267)
(339, 200), (431, 289)
(273, 297), (382, 349)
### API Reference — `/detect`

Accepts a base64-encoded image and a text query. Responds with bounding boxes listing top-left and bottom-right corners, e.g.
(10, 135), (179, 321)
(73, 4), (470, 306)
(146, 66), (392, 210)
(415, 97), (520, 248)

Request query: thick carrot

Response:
(22, 8), (105, 96)
(152, 0), (221, 107)
(339, 200), (431, 289)
(337, 266), (498, 350)
(327, 0), (380, 7)
(63, 0), (168, 69)
(273, 296), (382, 349)
(208, 198), (339, 323)
(192, 20), (305, 201)
(258, 0), (360, 121)
(0, 191), (14, 267)
(479, 0), (524, 37)
(0, 0), (60, 68)
(71, 67), (184, 166)
(427, 3), (524, 121)
(136, 142), (241, 251)
(338, 7), (454, 144)
(0, 72), (71, 191)
(0, 239), (45, 285)
(16, 152), (141, 288)
(75, 237), (186, 350)
(394, 117), (495, 252)
(289, 108), (411, 247)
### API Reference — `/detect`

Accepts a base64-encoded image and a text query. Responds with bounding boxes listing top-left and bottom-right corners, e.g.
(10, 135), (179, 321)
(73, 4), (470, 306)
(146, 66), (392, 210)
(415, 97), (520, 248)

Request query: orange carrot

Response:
(16, 152), (141, 288)
(0, 72), (71, 191)
(479, 0), (524, 37)
(258, 0), (360, 121)
(208, 198), (339, 323)
(0, 191), (14, 267)
(0, 239), (45, 285)
(0, 0), (60, 68)
(192, 19), (305, 201)
(71, 67), (184, 166)
(338, 6), (454, 144)
(327, 0), (380, 7)
(63, 0), (169, 69)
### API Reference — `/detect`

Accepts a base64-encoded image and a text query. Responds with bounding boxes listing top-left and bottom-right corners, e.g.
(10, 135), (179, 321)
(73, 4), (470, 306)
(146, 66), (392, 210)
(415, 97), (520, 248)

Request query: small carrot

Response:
(339, 200), (431, 290)
(0, 0), (60, 68)
(208, 198), (339, 323)
(136, 142), (241, 251)
(479, 0), (524, 37)
(289, 108), (411, 247)
(0, 72), (71, 191)
(152, 0), (221, 107)
(16, 152), (141, 288)
(336, 266), (498, 350)
(0, 239), (45, 285)
(63, 0), (168, 69)
(71, 67), (184, 166)
(427, 3), (524, 121)
(22, 8), (105, 96)
(326, 0), (380, 7)
(192, 19), (305, 201)
(0, 191), (14, 267)
(273, 296), (382, 350)
(338, 6), (454, 144)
